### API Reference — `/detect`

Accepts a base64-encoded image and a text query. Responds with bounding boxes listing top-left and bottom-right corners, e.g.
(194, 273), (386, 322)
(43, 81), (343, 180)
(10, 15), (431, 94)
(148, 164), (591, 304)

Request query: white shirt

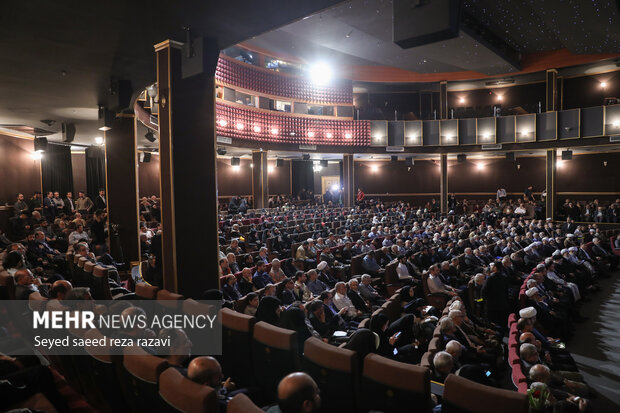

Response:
(396, 262), (412, 280)
(333, 292), (357, 318)
(497, 189), (506, 198)
(427, 274), (451, 294)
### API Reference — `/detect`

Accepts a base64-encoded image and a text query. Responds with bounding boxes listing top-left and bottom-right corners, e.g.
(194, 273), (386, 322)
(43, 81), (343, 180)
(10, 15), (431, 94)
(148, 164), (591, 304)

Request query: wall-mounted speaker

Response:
(457, 154), (466, 163)
(61, 123), (76, 142)
(561, 150), (573, 160)
(34, 137), (48, 152)
(276, 159), (284, 167)
(302, 154), (310, 161)
(320, 160), (328, 167)
(506, 152), (515, 161)
(390, 155), (398, 162)
(405, 157), (414, 166)
(231, 157), (240, 166)
(108, 78), (133, 111)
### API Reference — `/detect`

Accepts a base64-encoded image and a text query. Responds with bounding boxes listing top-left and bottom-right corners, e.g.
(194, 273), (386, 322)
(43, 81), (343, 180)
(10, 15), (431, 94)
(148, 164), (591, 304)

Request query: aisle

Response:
(569, 272), (620, 407)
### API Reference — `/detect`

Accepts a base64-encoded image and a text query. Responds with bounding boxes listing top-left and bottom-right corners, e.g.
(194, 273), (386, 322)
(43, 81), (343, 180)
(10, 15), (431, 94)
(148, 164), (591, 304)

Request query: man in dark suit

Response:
(42, 191), (56, 221)
(561, 218), (577, 234)
(347, 279), (371, 313)
(592, 237), (619, 270)
(94, 189), (107, 210)
(481, 262), (510, 328)
(14, 269), (47, 300)
(63, 191), (76, 215)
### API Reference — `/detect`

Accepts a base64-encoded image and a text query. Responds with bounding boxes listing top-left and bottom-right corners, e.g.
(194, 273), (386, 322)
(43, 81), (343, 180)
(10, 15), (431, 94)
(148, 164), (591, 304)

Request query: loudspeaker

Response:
(98, 107), (114, 131)
(561, 150), (573, 160)
(231, 157), (240, 166)
(506, 152), (515, 161)
(216, 147), (227, 156)
(457, 154), (466, 163)
(302, 154), (310, 161)
(61, 123), (76, 142)
(405, 157), (414, 166)
(34, 137), (48, 152)
(320, 160), (328, 168)
(391, 155), (398, 162)
(393, 0), (462, 48)
(276, 159), (284, 167)
(108, 78), (133, 111)
(140, 152), (152, 163)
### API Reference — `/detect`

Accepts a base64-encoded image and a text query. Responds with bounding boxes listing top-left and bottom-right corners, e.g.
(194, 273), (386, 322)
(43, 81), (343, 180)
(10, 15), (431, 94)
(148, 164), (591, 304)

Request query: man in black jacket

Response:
(347, 279), (371, 314)
(481, 262), (510, 329)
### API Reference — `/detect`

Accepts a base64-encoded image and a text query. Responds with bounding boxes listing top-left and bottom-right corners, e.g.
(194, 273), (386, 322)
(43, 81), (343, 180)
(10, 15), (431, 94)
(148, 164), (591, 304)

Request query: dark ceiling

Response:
(244, 0), (620, 75)
(0, 0), (344, 146)
(1, 0), (618, 147)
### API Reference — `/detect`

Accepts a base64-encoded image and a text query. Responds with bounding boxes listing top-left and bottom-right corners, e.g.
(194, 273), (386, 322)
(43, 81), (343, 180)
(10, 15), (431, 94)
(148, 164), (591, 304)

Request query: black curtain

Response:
(41, 143), (73, 196)
(291, 160), (314, 198)
(85, 146), (106, 200)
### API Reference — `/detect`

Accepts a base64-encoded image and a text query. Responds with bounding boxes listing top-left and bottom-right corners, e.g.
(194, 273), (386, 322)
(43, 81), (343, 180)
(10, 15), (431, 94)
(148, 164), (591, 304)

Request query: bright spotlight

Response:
(253, 125), (261, 133)
(270, 128), (278, 135)
(600, 82), (607, 88)
(94, 136), (104, 145)
(268, 166), (274, 173)
(31, 151), (42, 160)
(459, 97), (465, 104)
(344, 133), (352, 139)
(231, 165), (240, 172)
(250, 163), (254, 168)
(308, 131), (315, 138)
(497, 95), (503, 101)
(476, 163), (484, 170)
(326, 132), (333, 138)
(371, 165), (379, 173)
(331, 184), (340, 192)
(612, 120), (619, 128)
(236, 123), (244, 130)
(218, 119), (228, 127)
(309, 62), (333, 85)
(557, 160), (565, 168)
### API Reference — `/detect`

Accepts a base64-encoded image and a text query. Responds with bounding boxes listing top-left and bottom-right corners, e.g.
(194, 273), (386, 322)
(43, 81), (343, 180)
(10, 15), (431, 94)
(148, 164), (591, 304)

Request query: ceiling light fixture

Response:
(31, 152), (42, 160)
(253, 125), (261, 133)
(459, 97), (465, 104)
(236, 123), (244, 130)
(345, 133), (352, 139)
(326, 132), (333, 138)
(600, 82), (607, 88)
(308, 131), (315, 138)
(309, 62), (333, 85)
(271, 128), (278, 135)
(218, 119), (228, 127)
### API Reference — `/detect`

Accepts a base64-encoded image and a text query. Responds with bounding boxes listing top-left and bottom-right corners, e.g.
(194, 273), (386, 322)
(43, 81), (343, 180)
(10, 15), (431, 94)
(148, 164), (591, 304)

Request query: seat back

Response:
(156, 289), (184, 313)
(121, 346), (169, 413)
(227, 393), (264, 413)
(135, 282), (159, 299)
(0, 270), (16, 300)
(159, 367), (217, 413)
(302, 337), (359, 413)
(83, 260), (96, 289)
(442, 374), (528, 413)
(221, 308), (256, 387)
(252, 321), (300, 402)
(91, 265), (112, 300)
(362, 353), (432, 413)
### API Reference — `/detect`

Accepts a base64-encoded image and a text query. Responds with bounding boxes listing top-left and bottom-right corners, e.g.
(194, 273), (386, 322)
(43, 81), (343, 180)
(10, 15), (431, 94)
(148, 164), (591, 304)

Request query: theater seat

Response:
(421, 272), (448, 311)
(442, 374), (528, 413)
(7, 393), (59, 413)
(228, 393), (264, 413)
(0, 269), (15, 300)
(121, 346), (169, 413)
(156, 289), (184, 314)
(135, 282), (159, 299)
(361, 353), (432, 413)
(252, 321), (301, 402)
(221, 308), (255, 387)
(159, 367), (217, 413)
(610, 237), (620, 256)
(302, 337), (359, 413)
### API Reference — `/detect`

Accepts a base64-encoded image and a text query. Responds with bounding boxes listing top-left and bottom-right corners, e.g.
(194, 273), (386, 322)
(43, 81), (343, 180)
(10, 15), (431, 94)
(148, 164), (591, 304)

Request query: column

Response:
(251, 150), (268, 209)
(104, 115), (140, 264)
(439, 81), (448, 119)
(546, 150), (556, 220)
(342, 154), (354, 207)
(156, 38), (220, 296)
(440, 154), (448, 214)
(546, 69), (558, 112)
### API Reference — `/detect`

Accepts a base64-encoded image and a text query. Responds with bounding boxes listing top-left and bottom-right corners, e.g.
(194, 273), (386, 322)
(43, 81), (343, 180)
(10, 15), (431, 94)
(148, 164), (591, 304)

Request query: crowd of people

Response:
(1, 187), (618, 412)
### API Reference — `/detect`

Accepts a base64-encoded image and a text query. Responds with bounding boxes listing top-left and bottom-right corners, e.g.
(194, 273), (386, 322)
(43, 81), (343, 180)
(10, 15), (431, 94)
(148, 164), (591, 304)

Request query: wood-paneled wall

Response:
(0, 134), (41, 205)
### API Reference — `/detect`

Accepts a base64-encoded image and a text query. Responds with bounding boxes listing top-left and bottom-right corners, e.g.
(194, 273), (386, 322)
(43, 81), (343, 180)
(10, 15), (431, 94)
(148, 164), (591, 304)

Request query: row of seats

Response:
(215, 55), (353, 104)
(221, 308), (528, 413)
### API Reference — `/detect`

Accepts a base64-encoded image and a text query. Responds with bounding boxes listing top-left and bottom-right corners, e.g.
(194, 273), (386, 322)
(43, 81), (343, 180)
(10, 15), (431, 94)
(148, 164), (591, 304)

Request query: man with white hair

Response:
(432, 351), (454, 383)
(333, 281), (361, 319)
(358, 274), (385, 305)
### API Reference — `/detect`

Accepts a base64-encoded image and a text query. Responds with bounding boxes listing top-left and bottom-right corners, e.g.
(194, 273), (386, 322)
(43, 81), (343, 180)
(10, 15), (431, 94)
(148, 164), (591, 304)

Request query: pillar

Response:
(546, 69), (558, 112)
(440, 154), (448, 214)
(342, 154), (354, 207)
(546, 150), (556, 220)
(104, 115), (140, 264)
(439, 81), (448, 119)
(155, 38), (220, 296)
(251, 150), (268, 209)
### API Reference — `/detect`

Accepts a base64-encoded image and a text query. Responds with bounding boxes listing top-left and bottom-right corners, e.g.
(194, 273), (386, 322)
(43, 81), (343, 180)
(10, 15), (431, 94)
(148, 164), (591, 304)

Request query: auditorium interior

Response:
(1, 0), (620, 412)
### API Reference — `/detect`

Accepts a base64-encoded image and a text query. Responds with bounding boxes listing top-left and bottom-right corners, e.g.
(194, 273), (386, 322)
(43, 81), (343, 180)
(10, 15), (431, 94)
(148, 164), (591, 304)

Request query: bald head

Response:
(15, 269), (34, 285)
(277, 372), (320, 413)
(519, 332), (535, 345)
(187, 356), (222, 388)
